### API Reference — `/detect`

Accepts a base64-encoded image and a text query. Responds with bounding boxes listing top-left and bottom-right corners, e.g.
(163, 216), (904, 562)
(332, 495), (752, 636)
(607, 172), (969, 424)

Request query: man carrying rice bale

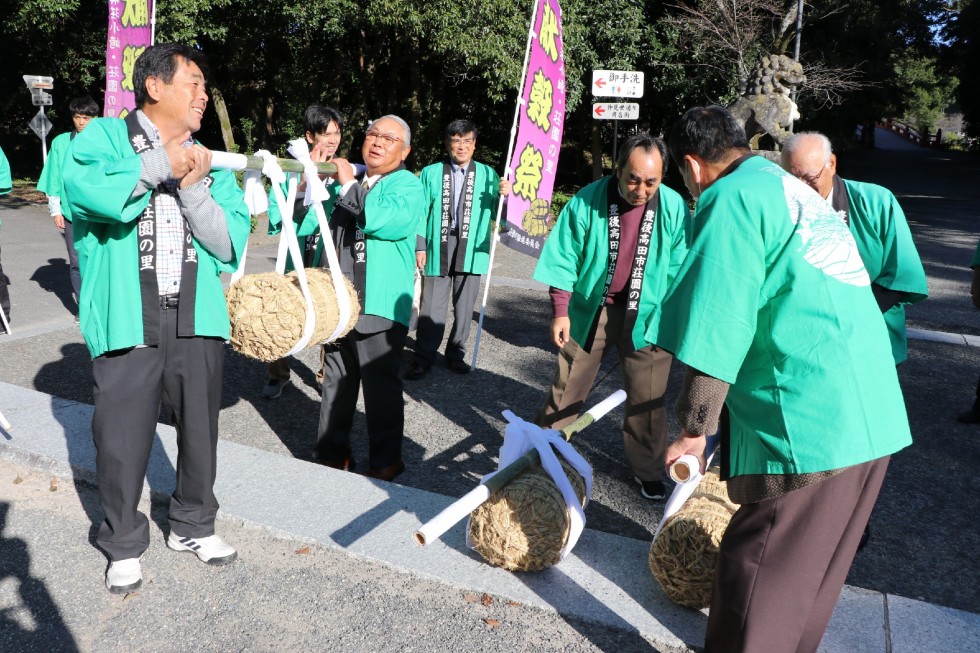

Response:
(315, 115), (424, 481)
(655, 105), (912, 653)
(63, 43), (251, 593)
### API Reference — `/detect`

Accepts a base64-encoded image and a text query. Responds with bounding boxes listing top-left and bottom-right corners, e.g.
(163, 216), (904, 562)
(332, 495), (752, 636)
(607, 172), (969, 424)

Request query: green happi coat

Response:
(418, 161), (499, 276)
(0, 146), (10, 198)
(841, 178), (928, 364)
(533, 176), (690, 350)
(335, 168), (423, 326)
(267, 176), (339, 271)
(653, 157), (912, 477)
(63, 117), (250, 359)
(37, 132), (74, 221)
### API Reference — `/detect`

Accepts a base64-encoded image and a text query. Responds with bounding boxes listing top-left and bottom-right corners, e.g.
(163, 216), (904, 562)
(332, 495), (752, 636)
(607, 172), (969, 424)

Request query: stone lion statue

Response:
(728, 54), (806, 149)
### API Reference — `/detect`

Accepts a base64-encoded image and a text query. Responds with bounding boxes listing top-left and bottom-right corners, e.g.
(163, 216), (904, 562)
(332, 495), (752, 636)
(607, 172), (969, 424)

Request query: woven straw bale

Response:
(226, 269), (359, 362)
(649, 472), (738, 609)
(469, 461), (586, 572)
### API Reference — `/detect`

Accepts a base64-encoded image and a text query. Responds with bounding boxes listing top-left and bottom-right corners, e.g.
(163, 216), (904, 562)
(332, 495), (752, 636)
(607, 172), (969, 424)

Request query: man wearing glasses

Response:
(315, 115), (424, 481)
(781, 132), (928, 366)
(407, 119), (511, 379)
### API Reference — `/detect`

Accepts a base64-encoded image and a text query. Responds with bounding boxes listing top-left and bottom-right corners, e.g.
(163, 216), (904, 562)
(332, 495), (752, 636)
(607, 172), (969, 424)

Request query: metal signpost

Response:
(591, 70), (643, 165)
(23, 75), (54, 163)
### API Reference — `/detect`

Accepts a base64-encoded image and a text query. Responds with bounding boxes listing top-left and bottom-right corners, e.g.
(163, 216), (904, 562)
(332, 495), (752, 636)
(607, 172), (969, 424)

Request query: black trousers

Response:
(0, 240), (10, 320)
(317, 321), (408, 468)
(91, 308), (225, 561)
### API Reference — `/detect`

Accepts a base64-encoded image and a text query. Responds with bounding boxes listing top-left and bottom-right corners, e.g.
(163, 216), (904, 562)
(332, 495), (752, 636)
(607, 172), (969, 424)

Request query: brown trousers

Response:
(536, 304), (672, 482)
(705, 456), (890, 653)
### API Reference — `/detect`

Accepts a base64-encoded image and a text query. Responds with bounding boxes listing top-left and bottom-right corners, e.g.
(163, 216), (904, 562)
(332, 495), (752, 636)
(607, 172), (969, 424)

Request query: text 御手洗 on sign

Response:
(592, 103), (640, 121)
(591, 70), (644, 98)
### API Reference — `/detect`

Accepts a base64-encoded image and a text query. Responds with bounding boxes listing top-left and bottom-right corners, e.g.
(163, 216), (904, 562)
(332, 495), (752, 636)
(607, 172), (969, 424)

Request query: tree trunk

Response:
(211, 86), (237, 152)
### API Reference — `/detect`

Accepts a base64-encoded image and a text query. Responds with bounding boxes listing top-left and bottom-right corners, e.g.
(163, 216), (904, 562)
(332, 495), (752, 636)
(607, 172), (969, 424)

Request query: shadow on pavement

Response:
(0, 502), (80, 653)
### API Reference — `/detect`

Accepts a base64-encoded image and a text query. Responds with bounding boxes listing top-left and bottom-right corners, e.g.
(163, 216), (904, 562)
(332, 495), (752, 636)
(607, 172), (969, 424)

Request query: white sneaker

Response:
(262, 377), (290, 399)
(105, 557), (142, 594)
(167, 533), (238, 565)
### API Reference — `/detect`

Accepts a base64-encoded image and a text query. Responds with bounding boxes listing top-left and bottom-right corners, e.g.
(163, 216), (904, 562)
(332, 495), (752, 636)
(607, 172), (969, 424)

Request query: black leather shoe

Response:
(363, 460), (405, 482)
(447, 359), (471, 374)
(313, 451), (355, 471)
(404, 361), (430, 380)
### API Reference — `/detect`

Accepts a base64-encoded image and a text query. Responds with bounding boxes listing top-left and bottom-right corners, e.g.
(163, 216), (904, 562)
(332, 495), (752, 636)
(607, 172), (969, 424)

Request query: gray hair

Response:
(371, 114), (412, 148)
(783, 131), (832, 163)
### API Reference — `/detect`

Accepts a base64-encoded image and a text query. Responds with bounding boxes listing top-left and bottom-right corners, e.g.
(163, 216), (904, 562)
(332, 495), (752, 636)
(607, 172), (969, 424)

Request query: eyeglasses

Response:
(795, 162), (829, 187)
(449, 137), (475, 146)
(365, 130), (403, 147)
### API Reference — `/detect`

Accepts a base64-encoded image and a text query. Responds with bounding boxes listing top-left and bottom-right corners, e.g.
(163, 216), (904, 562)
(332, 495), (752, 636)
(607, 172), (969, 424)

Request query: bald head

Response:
(781, 132), (836, 198)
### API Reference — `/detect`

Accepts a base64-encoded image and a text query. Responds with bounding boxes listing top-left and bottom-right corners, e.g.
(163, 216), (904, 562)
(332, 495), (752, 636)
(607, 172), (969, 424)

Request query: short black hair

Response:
(134, 43), (209, 109)
(615, 133), (667, 172)
(445, 119), (478, 140)
(304, 104), (344, 135)
(667, 105), (749, 167)
(68, 96), (99, 117)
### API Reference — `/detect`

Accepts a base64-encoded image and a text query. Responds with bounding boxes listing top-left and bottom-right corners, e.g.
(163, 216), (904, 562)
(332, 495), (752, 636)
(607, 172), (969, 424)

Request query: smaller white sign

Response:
(29, 109), (53, 140)
(592, 70), (644, 98)
(592, 103), (640, 121)
(32, 91), (53, 106)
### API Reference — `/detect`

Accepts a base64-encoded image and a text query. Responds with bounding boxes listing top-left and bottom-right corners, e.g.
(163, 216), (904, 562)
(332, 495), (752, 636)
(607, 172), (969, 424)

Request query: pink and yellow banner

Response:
(103, 0), (155, 118)
(500, 0), (566, 257)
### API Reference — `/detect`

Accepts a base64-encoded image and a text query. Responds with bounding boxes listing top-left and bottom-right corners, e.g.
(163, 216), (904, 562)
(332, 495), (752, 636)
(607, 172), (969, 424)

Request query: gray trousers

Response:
(91, 308), (224, 561)
(414, 234), (482, 366)
(0, 240), (10, 320)
(317, 321), (408, 468)
(62, 219), (81, 300)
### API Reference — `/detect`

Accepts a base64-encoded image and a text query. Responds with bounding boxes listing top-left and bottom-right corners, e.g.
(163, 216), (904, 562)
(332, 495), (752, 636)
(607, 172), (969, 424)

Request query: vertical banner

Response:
(104, 0), (155, 118)
(499, 0), (566, 257)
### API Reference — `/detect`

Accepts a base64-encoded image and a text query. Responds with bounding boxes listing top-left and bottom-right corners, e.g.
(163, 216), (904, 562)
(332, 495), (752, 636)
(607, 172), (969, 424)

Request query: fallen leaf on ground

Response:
(483, 618), (501, 627)
(13, 476), (22, 484)
(295, 546), (311, 555)
(463, 592), (479, 603)
(506, 601), (521, 607)
(123, 591), (139, 600)
(49, 478), (58, 491)
(481, 593), (493, 606)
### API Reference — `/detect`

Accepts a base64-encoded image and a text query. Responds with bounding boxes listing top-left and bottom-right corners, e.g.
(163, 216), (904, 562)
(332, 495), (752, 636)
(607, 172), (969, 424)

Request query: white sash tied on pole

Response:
(466, 411), (592, 560)
(229, 165), (271, 285)
(285, 139), (352, 344)
(286, 138), (331, 207)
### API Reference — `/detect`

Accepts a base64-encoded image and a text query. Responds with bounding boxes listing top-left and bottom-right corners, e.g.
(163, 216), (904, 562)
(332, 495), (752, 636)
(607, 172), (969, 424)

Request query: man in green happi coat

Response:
(533, 133), (690, 501)
(37, 95), (100, 319)
(406, 119), (510, 378)
(658, 106), (912, 653)
(316, 115), (424, 482)
(782, 132), (928, 364)
(63, 43), (250, 593)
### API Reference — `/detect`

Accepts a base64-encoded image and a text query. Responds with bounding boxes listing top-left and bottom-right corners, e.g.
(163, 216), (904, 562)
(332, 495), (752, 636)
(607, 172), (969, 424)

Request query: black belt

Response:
(159, 294), (180, 309)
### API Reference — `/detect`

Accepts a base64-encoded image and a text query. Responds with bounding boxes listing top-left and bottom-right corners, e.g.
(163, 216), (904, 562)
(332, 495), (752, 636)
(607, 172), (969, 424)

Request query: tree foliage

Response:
(0, 0), (964, 177)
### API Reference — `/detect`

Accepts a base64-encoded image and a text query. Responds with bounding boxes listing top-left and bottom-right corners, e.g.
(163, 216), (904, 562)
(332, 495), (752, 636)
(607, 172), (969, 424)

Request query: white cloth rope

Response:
(286, 138), (352, 344)
(258, 151), (317, 356)
(466, 411), (593, 560)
